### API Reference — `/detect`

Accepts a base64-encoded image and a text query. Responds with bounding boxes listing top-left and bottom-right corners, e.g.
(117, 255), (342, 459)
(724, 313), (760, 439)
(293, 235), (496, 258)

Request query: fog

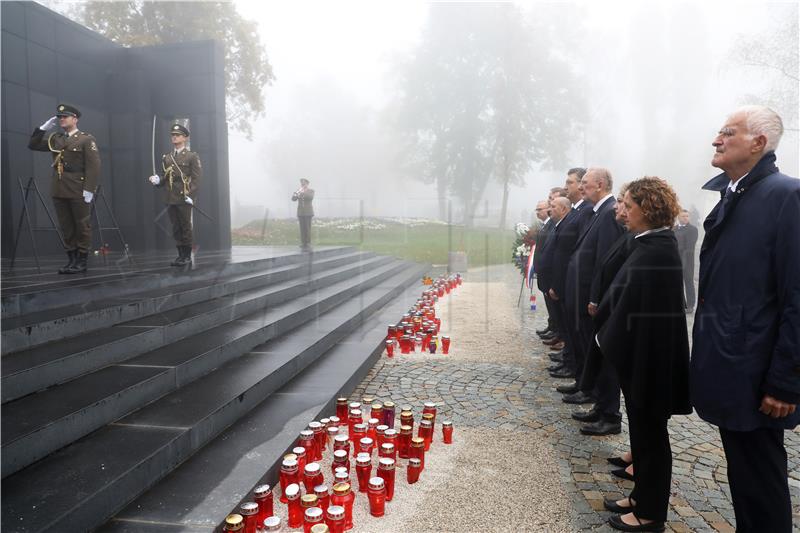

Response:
(230, 0), (798, 228)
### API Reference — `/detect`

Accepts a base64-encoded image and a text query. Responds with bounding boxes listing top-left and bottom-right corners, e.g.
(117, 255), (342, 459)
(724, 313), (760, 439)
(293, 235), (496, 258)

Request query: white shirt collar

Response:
(64, 129), (79, 138)
(572, 199), (585, 209)
(593, 193), (614, 213)
(635, 226), (671, 239)
(729, 172), (748, 192)
(543, 217), (551, 224)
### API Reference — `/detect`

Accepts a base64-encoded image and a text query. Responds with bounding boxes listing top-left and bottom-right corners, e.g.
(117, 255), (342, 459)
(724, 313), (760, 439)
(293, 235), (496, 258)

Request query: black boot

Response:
(64, 252), (88, 274)
(170, 246), (184, 266)
(174, 245), (192, 267)
(58, 250), (77, 274)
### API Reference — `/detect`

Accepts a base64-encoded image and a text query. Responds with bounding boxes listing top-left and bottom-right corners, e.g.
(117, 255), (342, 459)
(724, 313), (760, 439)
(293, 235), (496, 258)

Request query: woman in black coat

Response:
(596, 177), (691, 532)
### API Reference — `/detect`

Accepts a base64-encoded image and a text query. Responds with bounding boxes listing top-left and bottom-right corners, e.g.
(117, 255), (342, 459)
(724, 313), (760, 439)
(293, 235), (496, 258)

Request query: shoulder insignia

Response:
(90, 141), (98, 151)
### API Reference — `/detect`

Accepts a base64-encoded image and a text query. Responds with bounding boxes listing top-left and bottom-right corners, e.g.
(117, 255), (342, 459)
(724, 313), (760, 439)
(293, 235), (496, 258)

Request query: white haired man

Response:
(691, 105), (799, 532)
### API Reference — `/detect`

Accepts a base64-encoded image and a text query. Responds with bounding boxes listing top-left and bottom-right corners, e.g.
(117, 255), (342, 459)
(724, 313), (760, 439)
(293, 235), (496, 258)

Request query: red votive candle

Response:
(428, 339), (437, 354)
(332, 449), (349, 475)
(299, 430), (316, 465)
(348, 410), (363, 437)
(285, 484), (303, 529)
(314, 484), (330, 513)
(326, 425), (339, 450)
(371, 403), (383, 423)
(400, 410), (414, 432)
(441, 335), (450, 354)
(304, 507), (324, 533)
(423, 402), (438, 427)
(379, 442), (396, 462)
(239, 502), (258, 533)
(375, 424), (388, 448)
(293, 446), (307, 473)
(410, 437), (426, 470)
(336, 398), (348, 422)
(398, 425), (412, 459)
(359, 437), (374, 456)
(377, 457), (396, 501)
(279, 459), (299, 503)
(311, 524), (330, 533)
(309, 421), (324, 461)
(262, 516), (281, 531)
(407, 458), (422, 484)
(333, 434), (350, 456)
(355, 453), (372, 493)
(223, 514), (243, 532)
(385, 339), (394, 357)
(442, 420), (454, 444)
(382, 401), (396, 428)
(367, 418), (379, 443)
(304, 462), (324, 493)
(253, 484), (273, 524)
(334, 469), (350, 486)
(326, 505), (345, 533)
(351, 424), (367, 456)
(367, 477), (386, 517)
(331, 483), (355, 531)
(418, 420), (433, 451)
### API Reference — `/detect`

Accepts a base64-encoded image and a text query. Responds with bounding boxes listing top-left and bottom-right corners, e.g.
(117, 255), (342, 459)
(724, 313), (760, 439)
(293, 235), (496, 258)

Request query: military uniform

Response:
(292, 183), (315, 249)
(151, 124), (201, 265)
(28, 104), (101, 273)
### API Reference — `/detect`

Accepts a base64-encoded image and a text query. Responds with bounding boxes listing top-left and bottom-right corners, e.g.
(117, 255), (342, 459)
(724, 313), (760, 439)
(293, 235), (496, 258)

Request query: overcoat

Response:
(691, 152), (800, 431)
(597, 230), (691, 417)
(549, 201), (593, 298)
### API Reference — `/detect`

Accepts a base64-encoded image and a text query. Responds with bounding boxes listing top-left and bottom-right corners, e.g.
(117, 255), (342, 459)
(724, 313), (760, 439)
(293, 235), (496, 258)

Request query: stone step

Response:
(1, 263), (428, 533)
(0, 259), (411, 478)
(1, 246), (355, 319)
(1, 254), (392, 403)
(1, 250), (372, 355)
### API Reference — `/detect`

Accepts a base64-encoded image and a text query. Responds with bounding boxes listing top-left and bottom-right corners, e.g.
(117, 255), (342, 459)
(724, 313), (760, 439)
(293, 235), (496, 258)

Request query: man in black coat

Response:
(691, 106), (799, 532)
(547, 168), (594, 380)
(532, 199), (555, 335)
(673, 209), (699, 312)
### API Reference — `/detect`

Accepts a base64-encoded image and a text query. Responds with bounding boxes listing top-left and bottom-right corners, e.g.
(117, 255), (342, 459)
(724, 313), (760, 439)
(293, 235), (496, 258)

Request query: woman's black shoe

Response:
(607, 456), (632, 468)
(603, 498), (635, 513)
(608, 514), (664, 532)
(611, 467), (635, 481)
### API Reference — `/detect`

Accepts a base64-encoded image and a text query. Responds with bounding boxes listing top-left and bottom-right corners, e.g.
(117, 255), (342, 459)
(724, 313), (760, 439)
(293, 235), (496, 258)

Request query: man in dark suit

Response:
(547, 168), (594, 380)
(691, 106), (799, 532)
(561, 169), (625, 428)
(673, 209), (698, 312)
(292, 178), (315, 251)
(534, 190), (566, 339)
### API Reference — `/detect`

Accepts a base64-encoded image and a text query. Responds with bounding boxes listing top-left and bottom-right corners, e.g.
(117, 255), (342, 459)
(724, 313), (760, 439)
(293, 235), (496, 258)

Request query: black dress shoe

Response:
(608, 514), (665, 532)
(549, 348), (565, 357)
(581, 419), (622, 436)
(540, 331), (557, 340)
(547, 363), (565, 372)
(549, 353), (564, 363)
(543, 337), (562, 346)
(536, 327), (551, 335)
(572, 408), (601, 422)
(603, 498), (636, 513)
(607, 456), (632, 468)
(550, 367), (575, 379)
(563, 391), (594, 404)
(611, 467), (635, 481)
(556, 382), (580, 394)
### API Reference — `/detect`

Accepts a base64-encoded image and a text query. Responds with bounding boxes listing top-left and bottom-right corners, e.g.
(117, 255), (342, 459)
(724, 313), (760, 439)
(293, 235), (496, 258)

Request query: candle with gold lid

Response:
(418, 419), (434, 451)
(382, 401), (396, 428)
(410, 437), (426, 470)
(442, 420), (454, 444)
(310, 522), (330, 533)
(223, 513), (244, 532)
(407, 457), (422, 484)
(330, 483), (355, 531)
(398, 425), (412, 459)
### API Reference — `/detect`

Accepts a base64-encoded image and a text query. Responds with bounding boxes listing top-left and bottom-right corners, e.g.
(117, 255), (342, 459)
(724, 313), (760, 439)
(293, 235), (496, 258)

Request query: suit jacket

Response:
(597, 230), (691, 417)
(566, 196), (624, 309)
(533, 218), (554, 288)
(674, 223), (698, 268)
(691, 152), (800, 431)
(549, 200), (594, 298)
(28, 128), (101, 199)
(292, 188), (315, 216)
(158, 148), (202, 204)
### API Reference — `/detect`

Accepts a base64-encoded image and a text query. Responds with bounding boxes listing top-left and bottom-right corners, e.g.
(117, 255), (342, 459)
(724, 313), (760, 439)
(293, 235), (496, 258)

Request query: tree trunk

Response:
(437, 176), (447, 221)
(498, 174), (510, 230)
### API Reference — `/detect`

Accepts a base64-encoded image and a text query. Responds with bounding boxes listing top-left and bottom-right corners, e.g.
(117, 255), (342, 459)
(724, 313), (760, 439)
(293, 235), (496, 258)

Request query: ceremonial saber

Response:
(151, 114), (157, 176)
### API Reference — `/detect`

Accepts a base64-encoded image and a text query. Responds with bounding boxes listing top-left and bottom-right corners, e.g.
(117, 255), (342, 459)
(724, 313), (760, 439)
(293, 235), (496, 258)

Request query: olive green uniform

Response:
(292, 187), (315, 247)
(157, 148), (202, 246)
(28, 128), (101, 253)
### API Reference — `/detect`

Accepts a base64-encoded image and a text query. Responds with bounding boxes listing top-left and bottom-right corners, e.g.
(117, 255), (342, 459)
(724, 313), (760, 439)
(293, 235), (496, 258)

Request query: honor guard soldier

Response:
(148, 124), (202, 266)
(28, 104), (101, 274)
(291, 178), (315, 251)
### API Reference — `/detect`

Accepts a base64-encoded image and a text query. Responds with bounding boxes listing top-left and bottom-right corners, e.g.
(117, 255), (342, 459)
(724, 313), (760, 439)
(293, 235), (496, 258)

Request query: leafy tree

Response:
(393, 3), (582, 227)
(56, 1), (274, 138)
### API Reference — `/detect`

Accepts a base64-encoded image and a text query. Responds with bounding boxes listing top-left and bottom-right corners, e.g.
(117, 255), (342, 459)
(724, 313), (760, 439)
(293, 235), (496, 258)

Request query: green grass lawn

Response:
(232, 217), (515, 267)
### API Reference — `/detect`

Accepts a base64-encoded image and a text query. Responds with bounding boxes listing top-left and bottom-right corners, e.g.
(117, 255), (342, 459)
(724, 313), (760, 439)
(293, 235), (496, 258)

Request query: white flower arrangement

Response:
(515, 222), (530, 237)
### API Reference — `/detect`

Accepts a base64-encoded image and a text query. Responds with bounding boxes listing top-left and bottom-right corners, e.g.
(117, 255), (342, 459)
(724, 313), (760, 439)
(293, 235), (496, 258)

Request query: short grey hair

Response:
(733, 105), (784, 153)
(586, 167), (613, 192)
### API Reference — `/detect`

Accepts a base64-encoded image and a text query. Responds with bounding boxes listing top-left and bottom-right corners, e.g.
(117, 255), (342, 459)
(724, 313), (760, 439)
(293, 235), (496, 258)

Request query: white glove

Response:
(149, 175), (161, 185)
(184, 197), (193, 205)
(40, 116), (58, 130)
(83, 190), (94, 203)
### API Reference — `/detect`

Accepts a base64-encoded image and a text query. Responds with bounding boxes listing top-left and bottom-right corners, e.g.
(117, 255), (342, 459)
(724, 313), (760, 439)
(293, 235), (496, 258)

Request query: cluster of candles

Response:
(386, 274), (462, 357)
(223, 398), (454, 532)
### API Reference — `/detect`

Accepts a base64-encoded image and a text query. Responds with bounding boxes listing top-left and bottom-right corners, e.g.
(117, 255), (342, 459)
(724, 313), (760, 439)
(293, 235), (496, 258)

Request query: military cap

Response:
(170, 124), (190, 136)
(56, 104), (81, 118)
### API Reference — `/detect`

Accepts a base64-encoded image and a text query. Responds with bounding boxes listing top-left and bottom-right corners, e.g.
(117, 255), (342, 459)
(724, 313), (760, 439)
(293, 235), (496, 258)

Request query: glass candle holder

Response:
(301, 494), (319, 514)
(367, 477), (386, 517)
(309, 422), (324, 461)
(407, 458), (422, 484)
(326, 505), (345, 533)
(329, 415), (341, 429)
(385, 339), (394, 357)
(418, 420), (433, 451)
(359, 437), (374, 456)
(262, 515), (281, 532)
(355, 453), (372, 493)
(442, 420), (453, 444)
(441, 335), (451, 354)
(367, 418), (379, 443)
(377, 458), (396, 501)
(382, 402), (396, 428)
(279, 459), (299, 504)
(414, 335), (423, 353)
(379, 442), (396, 462)
(253, 484), (273, 524)
(299, 431), (316, 465)
(336, 398), (348, 422)
(332, 449), (350, 476)
(398, 425), (412, 459)
(410, 437), (426, 470)
(285, 484), (302, 529)
(330, 483), (355, 531)
(292, 446), (307, 473)
(314, 484), (330, 512)
(348, 410), (363, 438)
(423, 402), (438, 427)
(375, 425), (388, 448)
(351, 424), (367, 456)
(304, 507), (324, 533)
(333, 434), (350, 456)
(304, 462), (324, 493)
(239, 502), (259, 533)
(326, 426), (339, 450)
(334, 469), (350, 486)
(428, 339), (436, 354)
(311, 523), (330, 533)
(223, 514), (244, 532)
(362, 397), (374, 414)
(400, 411), (414, 432)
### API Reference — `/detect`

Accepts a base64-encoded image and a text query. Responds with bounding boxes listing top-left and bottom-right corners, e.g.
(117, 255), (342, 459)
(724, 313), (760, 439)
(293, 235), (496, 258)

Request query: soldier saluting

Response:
(148, 124), (202, 266)
(28, 104), (101, 274)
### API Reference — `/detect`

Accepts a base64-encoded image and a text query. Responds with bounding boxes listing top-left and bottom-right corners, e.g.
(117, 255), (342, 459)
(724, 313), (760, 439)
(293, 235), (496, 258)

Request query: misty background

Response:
(44, 0), (800, 230)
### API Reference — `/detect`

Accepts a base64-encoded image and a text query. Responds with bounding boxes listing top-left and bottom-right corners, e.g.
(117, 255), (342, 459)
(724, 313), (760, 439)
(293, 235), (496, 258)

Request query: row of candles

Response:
(223, 399), (454, 532)
(386, 274), (462, 357)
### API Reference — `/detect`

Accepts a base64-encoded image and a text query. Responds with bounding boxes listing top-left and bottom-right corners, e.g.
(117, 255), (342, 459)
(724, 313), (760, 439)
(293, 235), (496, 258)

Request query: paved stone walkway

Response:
(350, 264), (799, 531)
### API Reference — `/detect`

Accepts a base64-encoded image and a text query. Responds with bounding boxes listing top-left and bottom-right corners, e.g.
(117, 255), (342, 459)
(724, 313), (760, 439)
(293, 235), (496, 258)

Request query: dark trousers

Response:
(625, 396), (671, 522)
(719, 427), (792, 533)
(543, 291), (559, 334)
(682, 259), (696, 308)
(593, 357), (621, 421)
(558, 299), (579, 371)
(298, 215), (313, 247)
(53, 197), (92, 252)
(562, 296), (586, 377)
(168, 204), (193, 246)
